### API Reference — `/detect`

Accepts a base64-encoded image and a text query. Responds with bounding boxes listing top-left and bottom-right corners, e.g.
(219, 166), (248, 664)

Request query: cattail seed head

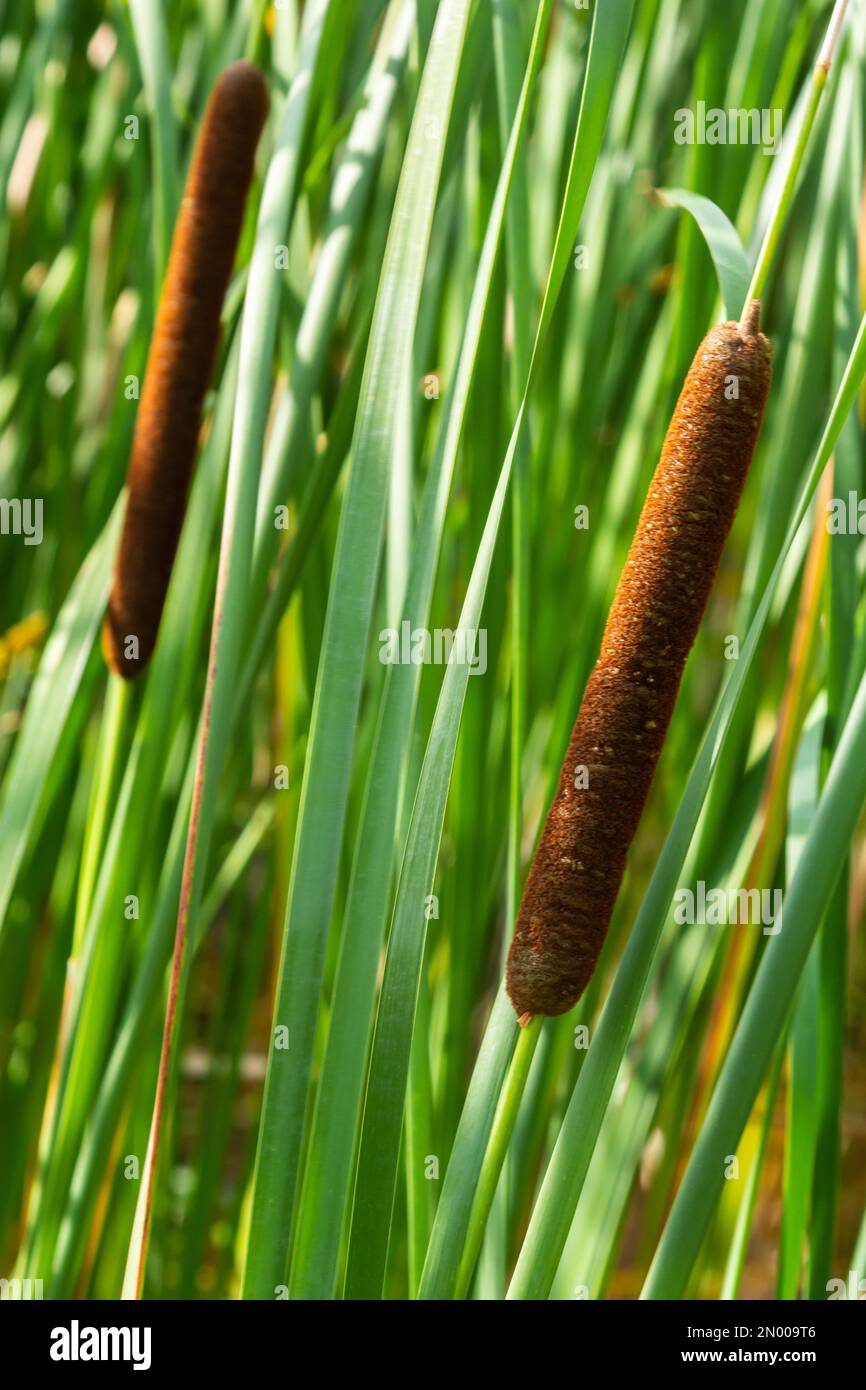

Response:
(102, 61), (269, 678)
(506, 303), (772, 1018)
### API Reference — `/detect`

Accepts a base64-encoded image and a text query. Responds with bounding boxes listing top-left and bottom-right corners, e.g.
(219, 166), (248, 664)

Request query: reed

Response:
(507, 302), (772, 1018)
(102, 61), (268, 678)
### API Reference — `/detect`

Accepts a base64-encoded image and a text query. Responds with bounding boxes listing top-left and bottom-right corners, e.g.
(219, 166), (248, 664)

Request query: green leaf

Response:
(242, 0), (475, 1299)
(655, 188), (750, 321)
(346, 0), (636, 1299)
(643, 637), (866, 1298)
(128, 0), (178, 288)
(288, 0), (550, 1301)
(0, 504), (121, 946)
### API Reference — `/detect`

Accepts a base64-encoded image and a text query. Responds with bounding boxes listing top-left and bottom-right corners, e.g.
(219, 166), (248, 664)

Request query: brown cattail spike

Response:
(507, 304), (772, 1017)
(102, 61), (269, 678)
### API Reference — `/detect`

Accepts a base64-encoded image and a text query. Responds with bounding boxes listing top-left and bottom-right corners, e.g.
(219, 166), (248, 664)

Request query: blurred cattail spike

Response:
(102, 61), (269, 679)
(507, 302), (772, 1018)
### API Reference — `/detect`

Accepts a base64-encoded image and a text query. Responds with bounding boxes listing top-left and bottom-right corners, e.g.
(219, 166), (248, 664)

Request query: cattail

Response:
(102, 62), (269, 678)
(507, 301), (772, 1018)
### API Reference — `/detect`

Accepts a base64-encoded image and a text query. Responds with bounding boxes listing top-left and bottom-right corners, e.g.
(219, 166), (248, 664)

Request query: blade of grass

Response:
(23, 330), (241, 1286)
(71, 675), (133, 956)
(241, 0), (474, 1299)
(642, 640), (866, 1298)
(654, 188), (750, 321)
(122, 0), (332, 1298)
(777, 697), (825, 1298)
(128, 0), (178, 288)
(287, 0), (551, 1301)
(721, 1044), (784, 1300)
(342, 398), (528, 1297)
(0, 503), (121, 948)
(476, 0), (537, 1300)
(807, 67), (863, 1291)
(249, 0), (416, 602)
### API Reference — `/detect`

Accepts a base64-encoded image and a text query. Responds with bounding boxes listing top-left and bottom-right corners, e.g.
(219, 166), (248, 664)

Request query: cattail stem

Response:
(103, 61), (268, 679)
(455, 1013), (542, 1298)
(743, 0), (848, 313)
(507, 306), (772, 1018)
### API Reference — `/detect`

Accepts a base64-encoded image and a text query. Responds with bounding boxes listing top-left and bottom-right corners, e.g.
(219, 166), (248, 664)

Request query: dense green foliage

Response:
(0, 0), (864, 1301)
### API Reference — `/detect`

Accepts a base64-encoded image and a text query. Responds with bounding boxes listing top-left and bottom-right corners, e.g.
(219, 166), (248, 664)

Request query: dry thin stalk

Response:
(103, 61), (268, 678)
(507, 302), (772, 1017)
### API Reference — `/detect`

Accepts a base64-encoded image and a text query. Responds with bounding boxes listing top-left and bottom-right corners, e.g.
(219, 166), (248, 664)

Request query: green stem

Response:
(454, 1013), (542, 1299)
(22, 672), (132, 1281)
(741, 0), (848, 316)
(72, 674), (133, 958)
(720, 1040), (783, 1300)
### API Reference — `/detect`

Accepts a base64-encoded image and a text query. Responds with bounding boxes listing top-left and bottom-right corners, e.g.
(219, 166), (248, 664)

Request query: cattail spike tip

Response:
(739, 298), (762, 338)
